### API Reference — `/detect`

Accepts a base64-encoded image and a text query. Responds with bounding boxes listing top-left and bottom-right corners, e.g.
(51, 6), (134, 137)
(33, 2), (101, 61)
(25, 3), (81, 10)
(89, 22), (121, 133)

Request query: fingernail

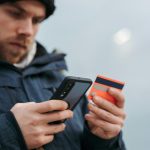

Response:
(91, 92), (96, 97)
(85, 114), (91, 119)
(65, 102), (69, 109)
(89, 103), (95, 110)
(70, 111), (73, 118)
(93, 96), (100, 103)
(108, 88), (114, 93)
(61, 123), (65, 129)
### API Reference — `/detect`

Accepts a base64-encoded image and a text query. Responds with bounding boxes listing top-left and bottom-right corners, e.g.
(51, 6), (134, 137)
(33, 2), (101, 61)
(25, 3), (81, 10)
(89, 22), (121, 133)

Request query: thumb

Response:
(108, 88), (125, 108)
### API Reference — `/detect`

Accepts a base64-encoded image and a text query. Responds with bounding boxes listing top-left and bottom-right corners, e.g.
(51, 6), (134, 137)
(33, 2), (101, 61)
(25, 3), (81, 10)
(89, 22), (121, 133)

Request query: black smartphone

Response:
(51, 76), (92, 110)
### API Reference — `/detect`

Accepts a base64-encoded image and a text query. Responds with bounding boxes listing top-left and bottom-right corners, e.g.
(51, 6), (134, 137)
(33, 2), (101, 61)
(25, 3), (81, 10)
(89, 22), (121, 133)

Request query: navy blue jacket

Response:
(0, 43), (126, 150)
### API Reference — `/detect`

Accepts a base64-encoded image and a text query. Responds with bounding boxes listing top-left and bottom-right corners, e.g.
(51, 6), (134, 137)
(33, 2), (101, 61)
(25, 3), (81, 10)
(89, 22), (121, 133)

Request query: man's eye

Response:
(10, 10), (22, 18)
(12, 12), (21, 17)
(33, 18), (42, 24)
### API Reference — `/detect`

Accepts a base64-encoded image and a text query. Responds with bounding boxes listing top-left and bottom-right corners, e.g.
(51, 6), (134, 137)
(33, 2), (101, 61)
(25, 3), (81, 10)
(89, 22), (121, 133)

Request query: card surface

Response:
(88, 75), (125, 104)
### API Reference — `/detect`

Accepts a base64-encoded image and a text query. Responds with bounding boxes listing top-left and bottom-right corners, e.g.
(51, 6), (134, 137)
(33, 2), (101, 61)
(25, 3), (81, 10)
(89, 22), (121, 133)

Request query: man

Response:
(0, 0), (126, 150)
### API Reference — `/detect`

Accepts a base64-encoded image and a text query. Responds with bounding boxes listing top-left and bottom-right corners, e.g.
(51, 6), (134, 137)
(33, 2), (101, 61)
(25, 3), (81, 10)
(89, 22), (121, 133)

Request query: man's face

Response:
(0, 0), (46, 64)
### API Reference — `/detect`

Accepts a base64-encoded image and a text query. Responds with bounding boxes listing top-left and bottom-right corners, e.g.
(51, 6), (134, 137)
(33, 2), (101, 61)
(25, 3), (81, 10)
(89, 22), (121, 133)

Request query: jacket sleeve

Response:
(82, 124), (126, 150)
(81, 97), (126, 150)
(0, 112), (28, 150)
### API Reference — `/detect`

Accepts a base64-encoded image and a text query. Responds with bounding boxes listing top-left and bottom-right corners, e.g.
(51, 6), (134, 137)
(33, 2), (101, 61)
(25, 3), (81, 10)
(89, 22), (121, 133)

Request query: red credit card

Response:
(88, 75), (125, 104)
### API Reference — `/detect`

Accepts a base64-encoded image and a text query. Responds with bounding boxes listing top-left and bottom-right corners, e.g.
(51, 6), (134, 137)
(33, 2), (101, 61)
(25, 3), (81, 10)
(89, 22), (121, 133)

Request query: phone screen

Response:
(62, 81), (91, 109)
(52, 77), (92, 110)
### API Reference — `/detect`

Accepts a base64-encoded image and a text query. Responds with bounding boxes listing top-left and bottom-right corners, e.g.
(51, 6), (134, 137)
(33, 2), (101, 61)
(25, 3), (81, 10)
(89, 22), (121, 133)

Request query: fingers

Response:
(35, 100), (68, 113)
(87, 104), (124, 126)
(108, 88), (125, 108)
(42, 110), (73, 123)
(32, 123), (66, 148)
(92, 96), (126, 118)
(41, 135), (54, 145)
(85, 90), (126, 139)
(43, 123), (66, 135)
(33, 135), (54, 149)
(85, 114), (121, 133)
(10, 101), (72, 149)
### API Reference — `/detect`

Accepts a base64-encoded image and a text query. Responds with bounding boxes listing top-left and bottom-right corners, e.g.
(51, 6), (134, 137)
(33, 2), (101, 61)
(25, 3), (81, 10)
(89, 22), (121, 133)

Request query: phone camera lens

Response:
(60, 94), (64, 97)
(63, 91), (67, 94)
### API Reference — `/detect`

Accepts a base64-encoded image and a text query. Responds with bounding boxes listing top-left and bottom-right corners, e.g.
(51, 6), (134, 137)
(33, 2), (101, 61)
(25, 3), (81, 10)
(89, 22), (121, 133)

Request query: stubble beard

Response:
(0, 41), (32, 64)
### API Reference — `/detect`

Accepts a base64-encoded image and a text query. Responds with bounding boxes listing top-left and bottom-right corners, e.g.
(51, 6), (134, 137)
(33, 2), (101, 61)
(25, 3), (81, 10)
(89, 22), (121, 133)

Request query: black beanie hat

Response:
(39, 0), (55, 19)
(0, 0), (55, 19)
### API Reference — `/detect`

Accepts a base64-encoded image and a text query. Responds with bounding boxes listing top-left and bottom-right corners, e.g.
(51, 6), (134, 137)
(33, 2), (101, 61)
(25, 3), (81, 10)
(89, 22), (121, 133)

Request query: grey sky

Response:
(37, 0), (150, 149)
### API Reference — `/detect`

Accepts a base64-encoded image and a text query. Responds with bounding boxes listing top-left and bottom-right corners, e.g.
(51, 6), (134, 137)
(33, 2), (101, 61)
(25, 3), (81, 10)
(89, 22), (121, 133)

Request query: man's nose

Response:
(17, 19), (34, 37)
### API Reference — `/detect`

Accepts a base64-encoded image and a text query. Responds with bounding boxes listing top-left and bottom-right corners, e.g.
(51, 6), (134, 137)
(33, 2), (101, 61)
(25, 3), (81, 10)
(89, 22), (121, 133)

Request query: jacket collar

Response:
(0, 42), (68, 77)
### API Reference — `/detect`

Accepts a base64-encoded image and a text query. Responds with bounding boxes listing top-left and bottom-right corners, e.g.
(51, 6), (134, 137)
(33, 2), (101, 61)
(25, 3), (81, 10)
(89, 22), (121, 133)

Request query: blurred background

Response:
(37, 0), (150, 149)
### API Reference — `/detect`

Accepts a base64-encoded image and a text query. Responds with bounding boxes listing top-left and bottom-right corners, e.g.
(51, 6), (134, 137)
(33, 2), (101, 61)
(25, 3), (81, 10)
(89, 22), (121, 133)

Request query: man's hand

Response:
(11, 100), (73, 149)
(85, 88), (126, 139)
